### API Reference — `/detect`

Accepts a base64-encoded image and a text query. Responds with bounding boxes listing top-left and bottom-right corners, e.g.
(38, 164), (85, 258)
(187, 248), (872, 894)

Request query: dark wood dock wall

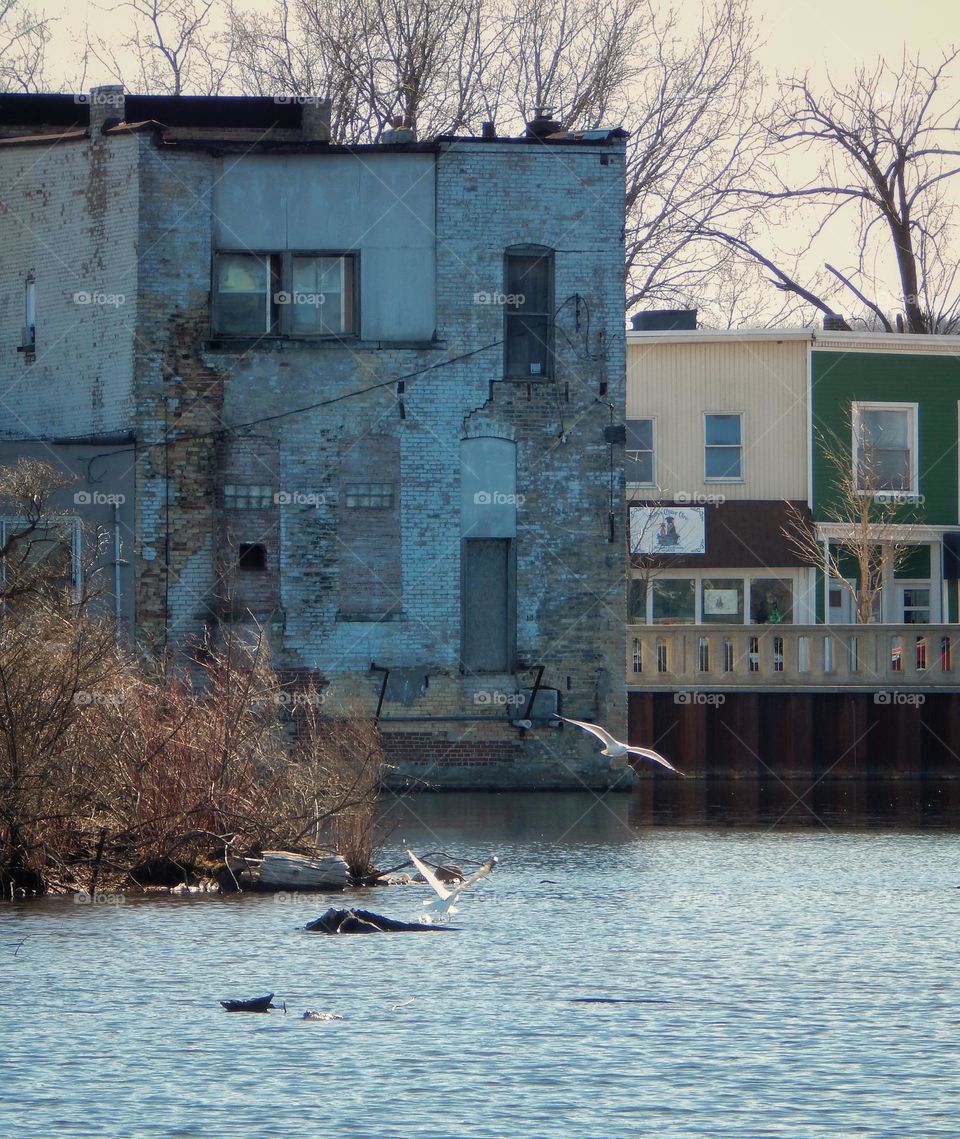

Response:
(628, 691), (960, 779)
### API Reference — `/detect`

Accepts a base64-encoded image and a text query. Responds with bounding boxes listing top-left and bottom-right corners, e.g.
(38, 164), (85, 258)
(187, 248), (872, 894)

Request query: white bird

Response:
(557, 716), (684, 775)
(407, 850), (498, 919)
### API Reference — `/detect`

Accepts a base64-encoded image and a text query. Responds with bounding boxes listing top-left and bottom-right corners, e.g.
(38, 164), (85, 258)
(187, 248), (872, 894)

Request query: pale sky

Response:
(750, 0), (952, 76)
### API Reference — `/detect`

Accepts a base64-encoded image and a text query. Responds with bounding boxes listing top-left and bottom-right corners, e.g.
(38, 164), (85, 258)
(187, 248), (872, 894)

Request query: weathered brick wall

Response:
(217, 434), (281, 617)
(133, 146), (223, 650)
(129, 133), (627, 786)
(0, 132), (140, 438)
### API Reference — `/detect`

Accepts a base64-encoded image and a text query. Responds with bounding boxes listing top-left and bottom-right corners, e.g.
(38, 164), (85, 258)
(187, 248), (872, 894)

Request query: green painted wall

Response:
(811, 350), (960, 526)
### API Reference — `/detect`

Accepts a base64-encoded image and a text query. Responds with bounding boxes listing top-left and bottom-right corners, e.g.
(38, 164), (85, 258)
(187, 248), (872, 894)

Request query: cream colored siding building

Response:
(626, 331), (810, 502)
(627, 329), (816, 629)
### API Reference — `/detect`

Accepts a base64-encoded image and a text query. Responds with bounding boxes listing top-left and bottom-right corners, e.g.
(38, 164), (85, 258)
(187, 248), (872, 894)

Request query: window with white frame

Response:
(214, 252), (356, 337)
(625, 419), (655, 484)
(704, 413), (743, 480)
(631, 573), (796, 625)
(852, 402), (917, 494)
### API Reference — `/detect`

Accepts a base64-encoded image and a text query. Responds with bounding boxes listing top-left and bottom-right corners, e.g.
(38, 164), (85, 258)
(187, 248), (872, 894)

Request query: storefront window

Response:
(701, 578), (744, 624)
(652, 579), (696, 624)
(750, 578), (793, 624)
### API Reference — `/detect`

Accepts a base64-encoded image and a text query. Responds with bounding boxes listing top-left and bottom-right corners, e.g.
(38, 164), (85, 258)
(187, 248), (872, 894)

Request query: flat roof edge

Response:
(628, 328), (960, 350)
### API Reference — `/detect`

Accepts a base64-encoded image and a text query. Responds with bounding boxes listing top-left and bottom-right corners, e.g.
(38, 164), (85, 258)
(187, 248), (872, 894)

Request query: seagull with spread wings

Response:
(407, 850), (498, 919)
(557, 716), (684, 775)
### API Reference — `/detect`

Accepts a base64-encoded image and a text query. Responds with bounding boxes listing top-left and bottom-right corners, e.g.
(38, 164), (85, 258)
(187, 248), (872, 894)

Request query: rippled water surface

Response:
(3, 786), (960, 1138)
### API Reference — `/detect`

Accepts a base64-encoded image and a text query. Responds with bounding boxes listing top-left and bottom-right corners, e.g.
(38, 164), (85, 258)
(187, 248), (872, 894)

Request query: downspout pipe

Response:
(113, 501), (122, 643)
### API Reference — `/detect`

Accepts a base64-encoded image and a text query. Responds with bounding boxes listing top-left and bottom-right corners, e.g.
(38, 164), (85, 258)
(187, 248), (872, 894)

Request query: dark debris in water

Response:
(566, 997), (672, 1004)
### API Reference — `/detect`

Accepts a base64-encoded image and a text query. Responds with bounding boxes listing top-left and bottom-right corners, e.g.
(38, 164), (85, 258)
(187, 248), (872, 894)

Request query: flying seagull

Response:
(557, 717), (684, 775)
(407, 850), (498, 919)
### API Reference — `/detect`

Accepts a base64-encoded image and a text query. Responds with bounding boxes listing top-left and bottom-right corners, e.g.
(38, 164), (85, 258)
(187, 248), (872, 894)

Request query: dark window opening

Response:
(504, 248), (553, 380)
(214, 252), (356, 338)
(238, 543), (267, 571)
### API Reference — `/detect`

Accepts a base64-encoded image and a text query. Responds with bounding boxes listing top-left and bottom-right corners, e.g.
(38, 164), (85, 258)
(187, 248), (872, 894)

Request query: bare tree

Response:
(730, 48), (960, 333)
(625, 0), (766, 322)
(0, 0), (51, 91)
(87, 0), (231, 95)
(783, 417), (923, 624)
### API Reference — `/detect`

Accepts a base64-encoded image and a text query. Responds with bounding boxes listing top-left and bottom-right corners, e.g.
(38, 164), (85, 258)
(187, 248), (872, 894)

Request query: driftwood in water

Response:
(304, 907), (457, 934)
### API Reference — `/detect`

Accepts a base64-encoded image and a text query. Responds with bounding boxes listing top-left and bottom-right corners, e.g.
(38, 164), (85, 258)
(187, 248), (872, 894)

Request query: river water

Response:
(2, 784), (960, 1138)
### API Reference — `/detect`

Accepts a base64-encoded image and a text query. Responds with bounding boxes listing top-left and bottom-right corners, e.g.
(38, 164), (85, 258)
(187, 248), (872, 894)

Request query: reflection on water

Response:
(379, 779), (960, 850)
(629, 777), (960, 830)
(4, 787), (960, 1139)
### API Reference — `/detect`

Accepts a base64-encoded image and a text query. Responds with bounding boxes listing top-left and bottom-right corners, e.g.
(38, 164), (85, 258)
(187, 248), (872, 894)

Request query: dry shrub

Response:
(285, 696), (389, 881)
(0, 456), (392, 895)
(0, 597), (124, 895)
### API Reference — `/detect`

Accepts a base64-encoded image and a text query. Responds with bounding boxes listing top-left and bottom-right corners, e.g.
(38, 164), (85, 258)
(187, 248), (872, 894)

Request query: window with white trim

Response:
(631, 572), (796, 625)
(852, 402), (917, 494)
(704, 413), (742, 481)
(214, 252), (356, 337)
(625, 419), (655, 484)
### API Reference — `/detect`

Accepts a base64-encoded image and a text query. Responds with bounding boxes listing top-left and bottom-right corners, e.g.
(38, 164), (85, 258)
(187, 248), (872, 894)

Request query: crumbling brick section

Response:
(136, 306), (226, 650)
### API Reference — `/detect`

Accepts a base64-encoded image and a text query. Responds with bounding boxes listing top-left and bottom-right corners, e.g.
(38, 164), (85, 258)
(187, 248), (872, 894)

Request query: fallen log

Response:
(220, 993), (278, 1013)
(304, 907), (457, 934)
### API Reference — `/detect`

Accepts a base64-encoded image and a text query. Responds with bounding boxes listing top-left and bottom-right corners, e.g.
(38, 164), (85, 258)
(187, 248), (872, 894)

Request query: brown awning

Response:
(629, 500), (811, 569)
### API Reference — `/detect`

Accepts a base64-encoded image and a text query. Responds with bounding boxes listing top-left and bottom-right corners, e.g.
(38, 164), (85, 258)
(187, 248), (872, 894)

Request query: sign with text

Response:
(630, 506), (706, 556)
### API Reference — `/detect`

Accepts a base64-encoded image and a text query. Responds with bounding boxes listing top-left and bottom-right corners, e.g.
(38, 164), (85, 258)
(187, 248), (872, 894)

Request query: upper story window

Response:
(704, 413), (743, 481)
(626, 419), (655, 484)
(214, 252), (356, 338)
(504, 247), (553, 380)
(852, 402), (917, 494)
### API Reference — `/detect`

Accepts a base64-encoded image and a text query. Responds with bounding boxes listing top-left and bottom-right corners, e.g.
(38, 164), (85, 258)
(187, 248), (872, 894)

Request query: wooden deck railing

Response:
(627, 624), (959, 689)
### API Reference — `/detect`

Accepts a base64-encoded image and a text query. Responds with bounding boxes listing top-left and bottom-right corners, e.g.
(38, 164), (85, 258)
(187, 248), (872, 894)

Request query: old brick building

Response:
(0, 88), (629, 787)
